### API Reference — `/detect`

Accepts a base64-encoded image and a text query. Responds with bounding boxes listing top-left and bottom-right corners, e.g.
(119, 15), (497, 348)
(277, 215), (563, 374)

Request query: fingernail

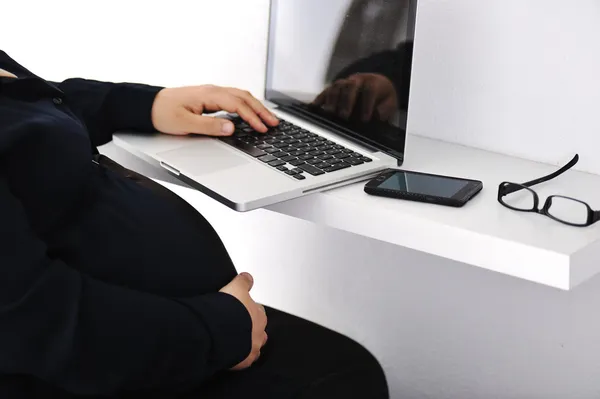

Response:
(241, 272), (253, 284)
(221, 121), (234, 135)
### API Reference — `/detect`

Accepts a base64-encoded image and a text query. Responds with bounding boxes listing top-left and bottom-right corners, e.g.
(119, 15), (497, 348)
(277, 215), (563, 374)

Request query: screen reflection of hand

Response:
(312, 73), (398, 123)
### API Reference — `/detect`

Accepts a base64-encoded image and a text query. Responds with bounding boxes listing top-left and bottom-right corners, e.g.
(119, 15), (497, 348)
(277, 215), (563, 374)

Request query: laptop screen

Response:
(265, 0), (417, 162)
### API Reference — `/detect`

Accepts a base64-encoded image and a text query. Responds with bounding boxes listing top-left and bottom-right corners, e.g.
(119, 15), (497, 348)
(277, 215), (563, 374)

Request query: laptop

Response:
(114, 0), (418, 211)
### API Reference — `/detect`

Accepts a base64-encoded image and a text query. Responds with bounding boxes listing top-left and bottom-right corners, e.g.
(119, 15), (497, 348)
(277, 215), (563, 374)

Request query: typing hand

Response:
(312, 73), (398, 122)
(151, 85), (279, 137)
(219, 273), (268, 371)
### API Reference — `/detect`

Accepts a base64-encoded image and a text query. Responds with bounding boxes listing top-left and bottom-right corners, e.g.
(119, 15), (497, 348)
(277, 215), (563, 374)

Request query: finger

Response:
(312, 89), (328, 106)
(338, 81), (361, 119)
(237, 272), (254, 292)
(376, 96), (398, 121)
(256, 304), (268, 330)
(324, 82), (344, 113)
(359, 82), (378, 122)
(181, 113), (235, 136)
(230, 89), (279, 127)
(212, 93), (268, 133)
(263, 332), (269, 346)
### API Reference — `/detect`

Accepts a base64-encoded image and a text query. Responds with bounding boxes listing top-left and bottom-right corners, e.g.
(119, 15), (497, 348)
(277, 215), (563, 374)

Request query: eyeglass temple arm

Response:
(593, 211), (600, 223)
(502, 155), (579, 196)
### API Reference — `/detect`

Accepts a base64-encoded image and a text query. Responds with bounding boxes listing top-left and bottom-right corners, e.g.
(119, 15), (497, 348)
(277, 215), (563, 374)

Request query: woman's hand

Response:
(312, 73), (398, 122)
(219, 273), (268, 371)
(150, 85), (279, 137)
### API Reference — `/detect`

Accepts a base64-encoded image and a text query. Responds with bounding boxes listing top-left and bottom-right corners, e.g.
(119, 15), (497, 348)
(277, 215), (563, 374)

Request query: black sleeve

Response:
(335, 41), (414, 109)
(54, 78), (164, 147)
(0, 175), (252, 396)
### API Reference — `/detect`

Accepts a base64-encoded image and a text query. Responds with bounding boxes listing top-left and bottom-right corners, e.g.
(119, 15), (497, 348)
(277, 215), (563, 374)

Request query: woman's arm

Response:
(0, 176), (252, 396)
(54, 78), (163, 147)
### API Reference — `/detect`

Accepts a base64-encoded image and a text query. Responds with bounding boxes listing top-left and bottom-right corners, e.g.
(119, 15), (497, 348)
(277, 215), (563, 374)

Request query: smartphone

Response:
(364, 169), (483, 207)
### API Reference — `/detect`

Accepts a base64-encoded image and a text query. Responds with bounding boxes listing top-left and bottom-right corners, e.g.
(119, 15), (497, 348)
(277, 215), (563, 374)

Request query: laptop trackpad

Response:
(156, 140), (250, 176)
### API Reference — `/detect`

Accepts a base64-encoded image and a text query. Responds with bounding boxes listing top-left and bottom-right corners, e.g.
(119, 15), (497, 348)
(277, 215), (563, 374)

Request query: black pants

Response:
(2, 156), (389, 399)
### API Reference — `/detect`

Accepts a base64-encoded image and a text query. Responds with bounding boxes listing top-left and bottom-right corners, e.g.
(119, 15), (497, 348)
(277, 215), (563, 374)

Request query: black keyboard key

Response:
(308, 150), (324, 156)
(265, 139), (278, 145)
(285, 169), (299, 176)
(300, 154), (314, 160)
(221, 138), (267, 157)
(307, 158), (322, 165)
(293, 174), (306, 180)
(327, 150), (342, 155)
(277, 165), (288, 171)
(292, 168), (304, 173)
(264, 147), (279, 154)
(289, 150), (305, 156)
(361, 157), (373, 162)
(306, 132), (318, 138)
(242, 127), (255, 133)
(342, 149), (353, 153)
(335, 153), (351, 159)
(315, 162), (330, 169)
(317, 146), (332, 152)
(283, 139), (300, 145)
(289, 159), (306, 166)
(302, 137), (317, 143)
(293, 133), (308, 139)
(296, 143), (310, 148)
(256, 144), (272, 150)
(274, 142), (291, 149)
(269, 160), (286, 167)
(258, 154), (277, 163)
(315, 137), (327, 142)
(281, 155), (297, 162)
(329, 158), (343, 164)
(271, 151), (288, 158)
(299, 164), (325, 176)
(240, 136), (257, 144)
(350, 152), (362, 158)
(346, 158), (364, 166)
(333, 145), (344, 150)
(319, 154), (334, 160)
(323, 162), (351, 173)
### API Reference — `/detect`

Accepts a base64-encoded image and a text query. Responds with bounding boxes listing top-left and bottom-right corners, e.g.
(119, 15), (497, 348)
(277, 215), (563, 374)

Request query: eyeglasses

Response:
(497, 154), (600, 227)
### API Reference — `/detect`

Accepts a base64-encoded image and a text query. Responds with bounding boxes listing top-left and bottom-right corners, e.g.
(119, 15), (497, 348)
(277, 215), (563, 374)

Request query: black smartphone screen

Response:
(377, 171), (471, 198)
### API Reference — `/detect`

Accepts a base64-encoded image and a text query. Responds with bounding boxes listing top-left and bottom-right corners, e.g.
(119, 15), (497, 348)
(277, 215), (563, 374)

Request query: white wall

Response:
(409, 0), (600, 175)
(1, 0), (270, 98)
(5, 1), (600, 398)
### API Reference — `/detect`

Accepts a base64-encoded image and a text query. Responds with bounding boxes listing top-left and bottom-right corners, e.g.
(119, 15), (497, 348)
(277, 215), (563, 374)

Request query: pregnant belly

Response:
(53, 167), (237, 298)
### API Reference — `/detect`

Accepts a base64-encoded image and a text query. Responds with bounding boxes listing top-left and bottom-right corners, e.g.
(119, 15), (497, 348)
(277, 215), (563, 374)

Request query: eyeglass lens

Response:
(501, 186), (535, 211)
(546, 196), (588, 225)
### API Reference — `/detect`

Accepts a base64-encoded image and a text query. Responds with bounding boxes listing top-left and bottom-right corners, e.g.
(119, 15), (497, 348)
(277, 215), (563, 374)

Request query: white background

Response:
(4, 1), (600, 398)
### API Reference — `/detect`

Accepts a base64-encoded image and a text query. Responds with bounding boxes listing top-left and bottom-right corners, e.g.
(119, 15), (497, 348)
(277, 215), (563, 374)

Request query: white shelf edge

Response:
(268, 191), (573, 290)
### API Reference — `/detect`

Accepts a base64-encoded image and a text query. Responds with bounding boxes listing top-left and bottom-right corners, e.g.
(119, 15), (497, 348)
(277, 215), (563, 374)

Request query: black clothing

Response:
(1, 50), (251, 396)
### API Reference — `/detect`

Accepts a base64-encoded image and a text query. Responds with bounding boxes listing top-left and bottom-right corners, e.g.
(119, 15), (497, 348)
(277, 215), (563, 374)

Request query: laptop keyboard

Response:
(219, 116), (372, 180)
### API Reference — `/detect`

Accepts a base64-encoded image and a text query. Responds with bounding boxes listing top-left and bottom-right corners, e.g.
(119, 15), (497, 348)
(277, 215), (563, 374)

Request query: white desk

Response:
(116, 133), (600, 291)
